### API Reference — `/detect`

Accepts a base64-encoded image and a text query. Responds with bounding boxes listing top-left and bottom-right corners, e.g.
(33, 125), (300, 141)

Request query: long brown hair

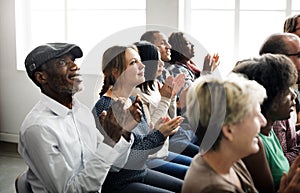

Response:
(99, 45), (138, 96)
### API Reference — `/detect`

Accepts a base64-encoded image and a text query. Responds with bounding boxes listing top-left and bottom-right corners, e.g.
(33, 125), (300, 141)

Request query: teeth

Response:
(70, 75), (82, 81)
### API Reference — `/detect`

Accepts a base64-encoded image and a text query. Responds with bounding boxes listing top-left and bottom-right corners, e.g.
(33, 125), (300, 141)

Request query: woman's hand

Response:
(160, 76), (174, 98)
(110, 96), (142, 132)
(160, 74), (185, 98)
(99, 96), (143, 145)
(155, 116), (184, 137)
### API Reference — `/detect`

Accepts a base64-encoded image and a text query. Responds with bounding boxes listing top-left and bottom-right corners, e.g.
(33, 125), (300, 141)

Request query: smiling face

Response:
(285, 35), (300, 83)
(269, 87), (296, 121)
(121, 48), (145, 87)
(230, 102), (267, 157)
(152, 32), (171, 62)
(39, 53), (83, 96)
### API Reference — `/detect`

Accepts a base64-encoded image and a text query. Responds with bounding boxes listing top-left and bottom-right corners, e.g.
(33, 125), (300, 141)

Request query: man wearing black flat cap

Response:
(18, 43), (137, 193)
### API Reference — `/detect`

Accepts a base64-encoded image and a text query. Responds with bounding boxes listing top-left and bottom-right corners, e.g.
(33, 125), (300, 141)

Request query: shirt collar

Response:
(40, 93), (78, 117)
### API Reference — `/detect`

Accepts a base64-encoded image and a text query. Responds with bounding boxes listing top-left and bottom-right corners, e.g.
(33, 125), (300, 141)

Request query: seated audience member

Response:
(284, 15), (300, 129)
(140, 30), (177, 117)
(168, 31), (219, 117)
(234, 54), (298, 192)
(140, 30), (172, 69)
(132, 41), (192, 180)
(168, 31), (219, 88)
(182, 73), (300, 193)
(141, 30), (200, 157)
(259, 32), (300, 165)
(284, 14), (300, 37)
(19, 43), (134, 192)
(93, 45), (183, 193)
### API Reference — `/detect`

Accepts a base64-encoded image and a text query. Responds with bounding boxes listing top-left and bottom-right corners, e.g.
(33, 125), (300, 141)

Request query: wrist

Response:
(121, 130), (131, 142)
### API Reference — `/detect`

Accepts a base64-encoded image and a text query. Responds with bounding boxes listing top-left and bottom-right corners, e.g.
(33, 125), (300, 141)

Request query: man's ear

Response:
(35, 71), (48, 85)
(222, 124), (234, 141)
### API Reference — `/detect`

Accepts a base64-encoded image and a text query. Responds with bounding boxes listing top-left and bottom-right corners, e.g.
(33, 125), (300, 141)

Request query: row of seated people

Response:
(17, 14), (300, 193)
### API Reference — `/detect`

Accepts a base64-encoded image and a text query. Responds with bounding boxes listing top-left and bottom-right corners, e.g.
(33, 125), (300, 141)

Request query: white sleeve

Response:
(21, 125), (118, 193)
(109, 134), (134, 171)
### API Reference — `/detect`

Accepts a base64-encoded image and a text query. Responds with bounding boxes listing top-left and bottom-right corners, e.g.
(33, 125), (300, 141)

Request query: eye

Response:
(130, 59), (138, 65)
(58, 59), (67, 66)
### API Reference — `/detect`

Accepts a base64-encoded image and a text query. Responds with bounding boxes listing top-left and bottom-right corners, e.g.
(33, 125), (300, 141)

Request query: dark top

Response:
(93, 96), (166, 190)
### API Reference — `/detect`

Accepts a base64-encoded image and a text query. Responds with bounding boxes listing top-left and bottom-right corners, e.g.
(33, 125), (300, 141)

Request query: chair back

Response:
(15, 171), (33, 193)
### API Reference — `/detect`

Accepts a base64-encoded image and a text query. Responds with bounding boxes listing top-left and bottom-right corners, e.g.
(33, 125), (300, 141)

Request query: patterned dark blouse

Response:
(92, 96), (166, 191)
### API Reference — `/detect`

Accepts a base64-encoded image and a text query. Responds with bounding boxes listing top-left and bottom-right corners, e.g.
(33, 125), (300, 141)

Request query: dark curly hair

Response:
(233, 53), (298, 116)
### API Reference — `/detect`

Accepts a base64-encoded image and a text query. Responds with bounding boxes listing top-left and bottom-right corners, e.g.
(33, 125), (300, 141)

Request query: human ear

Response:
(111, 68), (119, 81)
(35, 71), (48, 85)
(222, 124), (234, 141)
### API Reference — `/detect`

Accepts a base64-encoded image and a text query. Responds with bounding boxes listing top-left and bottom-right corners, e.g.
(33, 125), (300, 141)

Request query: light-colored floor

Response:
(0, 142), (27, 193)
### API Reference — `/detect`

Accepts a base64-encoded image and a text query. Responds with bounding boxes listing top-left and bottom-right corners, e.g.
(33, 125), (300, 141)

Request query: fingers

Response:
(111, 97), (126, 112)
(158, 116), (184, 137)
(161, 73), (186, 97)
(160, 83), (173, 98)
(165, 76), (174, 86)
(172, 73), (185, 95)
(132, 95), (143, 112)
(213, 53), (219, 63)
(174, 73), (185, 82)
(166, 116), (184, 130)
(102, 107), (123, 143)
(286, 155), (300, 183)
(279, 172), (288, 193)
(99, 111), (107, 126)
(203, 54), (211, 71)
(290, 168), (300, 184)
(170, 127), (179, 135)
(280, 168), (300, 193)
(130, 95), (143, 123)
(211, 53), (220, 71)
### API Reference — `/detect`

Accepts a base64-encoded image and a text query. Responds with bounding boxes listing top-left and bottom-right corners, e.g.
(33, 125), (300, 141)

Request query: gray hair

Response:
(186, 73), (266, 154)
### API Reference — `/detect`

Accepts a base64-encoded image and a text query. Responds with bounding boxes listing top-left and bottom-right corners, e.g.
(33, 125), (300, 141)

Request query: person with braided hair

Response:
(93, 45), (184, 193)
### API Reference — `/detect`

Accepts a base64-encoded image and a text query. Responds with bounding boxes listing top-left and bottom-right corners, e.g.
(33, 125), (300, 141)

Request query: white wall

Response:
(0, 0), (179, 143)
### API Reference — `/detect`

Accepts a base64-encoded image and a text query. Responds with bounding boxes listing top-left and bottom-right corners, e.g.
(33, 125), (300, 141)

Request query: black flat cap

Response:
(25, 43), (83, 75)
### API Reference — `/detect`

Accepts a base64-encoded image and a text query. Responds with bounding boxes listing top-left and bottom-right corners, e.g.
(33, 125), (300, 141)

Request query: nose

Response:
(259, 113), (267, 127)
(70, 61), (80, 71)
(290, 87), (297, 101)
(138, 60), (145, 69)
(159, 60), (164, 67)
(165, 42), (171, 49)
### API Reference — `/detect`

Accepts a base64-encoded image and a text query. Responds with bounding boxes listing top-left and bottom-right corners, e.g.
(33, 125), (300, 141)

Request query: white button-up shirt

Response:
(18, 93), (133, 193)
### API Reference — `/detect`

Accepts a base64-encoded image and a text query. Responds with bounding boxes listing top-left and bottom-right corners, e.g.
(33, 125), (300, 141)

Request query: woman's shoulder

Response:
(93, 96), (113, 116)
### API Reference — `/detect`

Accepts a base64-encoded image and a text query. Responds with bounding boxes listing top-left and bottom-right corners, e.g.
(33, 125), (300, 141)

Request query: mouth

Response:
(138, 71), (144, 77)
(69, 74), (83, 83)
(290, 102), (296, 111)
